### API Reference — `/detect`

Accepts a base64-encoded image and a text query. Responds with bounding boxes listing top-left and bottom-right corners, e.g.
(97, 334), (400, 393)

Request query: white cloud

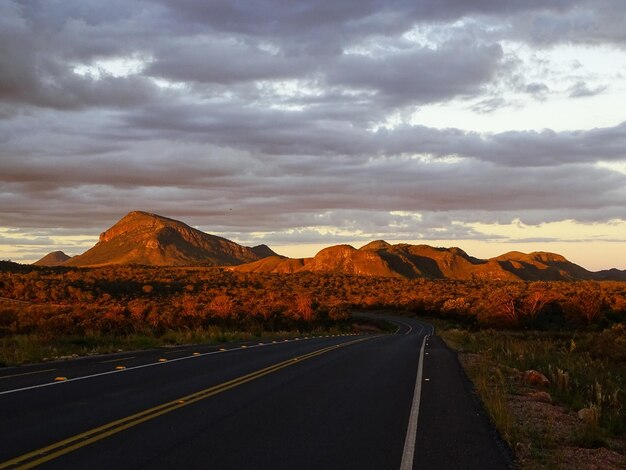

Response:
(73, 56), (147, 79)
(597, 161), (626, 175)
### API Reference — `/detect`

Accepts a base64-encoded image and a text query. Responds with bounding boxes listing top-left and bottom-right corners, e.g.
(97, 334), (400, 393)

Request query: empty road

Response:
(0, 315), (512, 469)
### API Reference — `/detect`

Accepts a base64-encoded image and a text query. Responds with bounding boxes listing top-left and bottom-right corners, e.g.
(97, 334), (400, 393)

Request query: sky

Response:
(1, 0), (626, 270)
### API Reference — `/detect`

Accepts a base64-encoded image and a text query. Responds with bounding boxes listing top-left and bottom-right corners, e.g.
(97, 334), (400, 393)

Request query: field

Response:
(1, 261), (625, 467)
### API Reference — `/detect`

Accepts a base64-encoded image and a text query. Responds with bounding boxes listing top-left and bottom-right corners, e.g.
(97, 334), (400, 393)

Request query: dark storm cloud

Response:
(0, 0), (620, 114)
(508, 1), (626, 46)
(116, 90), (626, 168)
(2, 134), (624, 229)
(0, 1), (163, 112)
(375, 123), (626, 167)
(327, 43), (503, 106)
(466, 123), (626, 166)
(2, 105), (626, 236)
(146, 38), (315, 85)
(157, 1), (573, 39)
(1, 0), (625, 256)
(155, 0), (626, 55)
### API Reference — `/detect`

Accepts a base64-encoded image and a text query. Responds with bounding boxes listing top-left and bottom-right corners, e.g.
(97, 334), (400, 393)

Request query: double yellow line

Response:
(1, 336), (372, 469)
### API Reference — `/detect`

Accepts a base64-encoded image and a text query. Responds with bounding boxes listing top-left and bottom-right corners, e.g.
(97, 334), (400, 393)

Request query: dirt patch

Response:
(556, 447), (626, 470)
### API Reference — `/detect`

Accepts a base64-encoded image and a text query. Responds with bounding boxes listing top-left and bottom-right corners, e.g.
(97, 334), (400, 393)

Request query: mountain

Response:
(492, 251), (594, 281)
(593, 268), (626, 281)
(250, 244), (278, 259)
(231, 241), (613, 281)
(33, 251), (71, 266)
(64, 211), (277, 267)
(233, 255), (310, 274)
(232, 242), (514, 280)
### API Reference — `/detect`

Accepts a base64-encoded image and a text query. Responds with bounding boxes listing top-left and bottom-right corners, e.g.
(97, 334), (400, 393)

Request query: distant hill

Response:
(233, 255), (310, 274)
(231, 240), (619, 281)
(594, 268), (626, 281)
(33, 251), (71, 266)
(250, 244), (278, 259)
(492, 251), (594, 281)
(64, 211), (277, 267)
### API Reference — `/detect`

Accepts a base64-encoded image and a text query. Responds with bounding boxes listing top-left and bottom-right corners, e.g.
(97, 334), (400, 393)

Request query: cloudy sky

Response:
(1, 0), (626, 270)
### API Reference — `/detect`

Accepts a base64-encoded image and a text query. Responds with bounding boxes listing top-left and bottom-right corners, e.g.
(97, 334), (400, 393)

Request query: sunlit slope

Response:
(64, 211), (276, 267)
(232, 241), (605, 281)
(492, 251), (594, 281)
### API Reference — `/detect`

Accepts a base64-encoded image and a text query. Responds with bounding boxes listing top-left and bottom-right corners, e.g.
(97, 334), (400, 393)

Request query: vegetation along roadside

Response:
(432, 318), (626, 469)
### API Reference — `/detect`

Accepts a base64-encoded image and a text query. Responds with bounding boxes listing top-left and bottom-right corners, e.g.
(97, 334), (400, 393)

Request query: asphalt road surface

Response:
(0, 315), (513, 469)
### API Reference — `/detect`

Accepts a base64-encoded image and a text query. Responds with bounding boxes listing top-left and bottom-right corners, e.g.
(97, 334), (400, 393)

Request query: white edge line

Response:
(0, 335), (360, 396)
(400, 334), (428, 470)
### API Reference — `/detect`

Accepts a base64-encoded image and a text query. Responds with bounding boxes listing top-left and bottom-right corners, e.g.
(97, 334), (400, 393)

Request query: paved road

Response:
(0, 315), (512, 469)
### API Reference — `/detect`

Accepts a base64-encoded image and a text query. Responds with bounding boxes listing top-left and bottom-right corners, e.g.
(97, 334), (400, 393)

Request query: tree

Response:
(209, 295), (236, 321)
(520, 288), (559, 322)
(295, 294), (316, 322)
(479, 286), (523, 327)
(441, 297), (470, 317)
(573, 282), (603, 324)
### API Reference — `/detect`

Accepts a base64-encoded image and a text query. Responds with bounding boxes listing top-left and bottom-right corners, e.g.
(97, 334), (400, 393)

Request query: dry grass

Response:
(0, 327), (348, 366)
(437, 322), (626, 469)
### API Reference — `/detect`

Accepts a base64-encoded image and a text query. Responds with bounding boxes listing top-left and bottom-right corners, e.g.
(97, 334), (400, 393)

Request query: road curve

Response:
(0, 315), (512, 469)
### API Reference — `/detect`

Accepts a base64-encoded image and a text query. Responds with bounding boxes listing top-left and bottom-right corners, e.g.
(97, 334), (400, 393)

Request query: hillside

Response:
(492, 251), (595, 281)
(233, 255), (310, 274)
(231, 241), (612, 281)
(33, 251), (71, 266)
(594, 268), (626, 281)
(64, 211), (277, 267)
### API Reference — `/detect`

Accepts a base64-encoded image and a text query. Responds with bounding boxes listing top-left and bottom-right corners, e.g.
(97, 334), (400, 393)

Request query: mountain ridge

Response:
(30, 212), (626, 280)
(232, 240), (625, 281)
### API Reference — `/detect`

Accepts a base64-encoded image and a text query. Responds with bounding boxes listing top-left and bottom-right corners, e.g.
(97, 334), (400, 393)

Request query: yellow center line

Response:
(163, 349), (188, 355)
(0, 336), (374, 470)
(99, 357), (136, 364)
(0, 369), (56, 380)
